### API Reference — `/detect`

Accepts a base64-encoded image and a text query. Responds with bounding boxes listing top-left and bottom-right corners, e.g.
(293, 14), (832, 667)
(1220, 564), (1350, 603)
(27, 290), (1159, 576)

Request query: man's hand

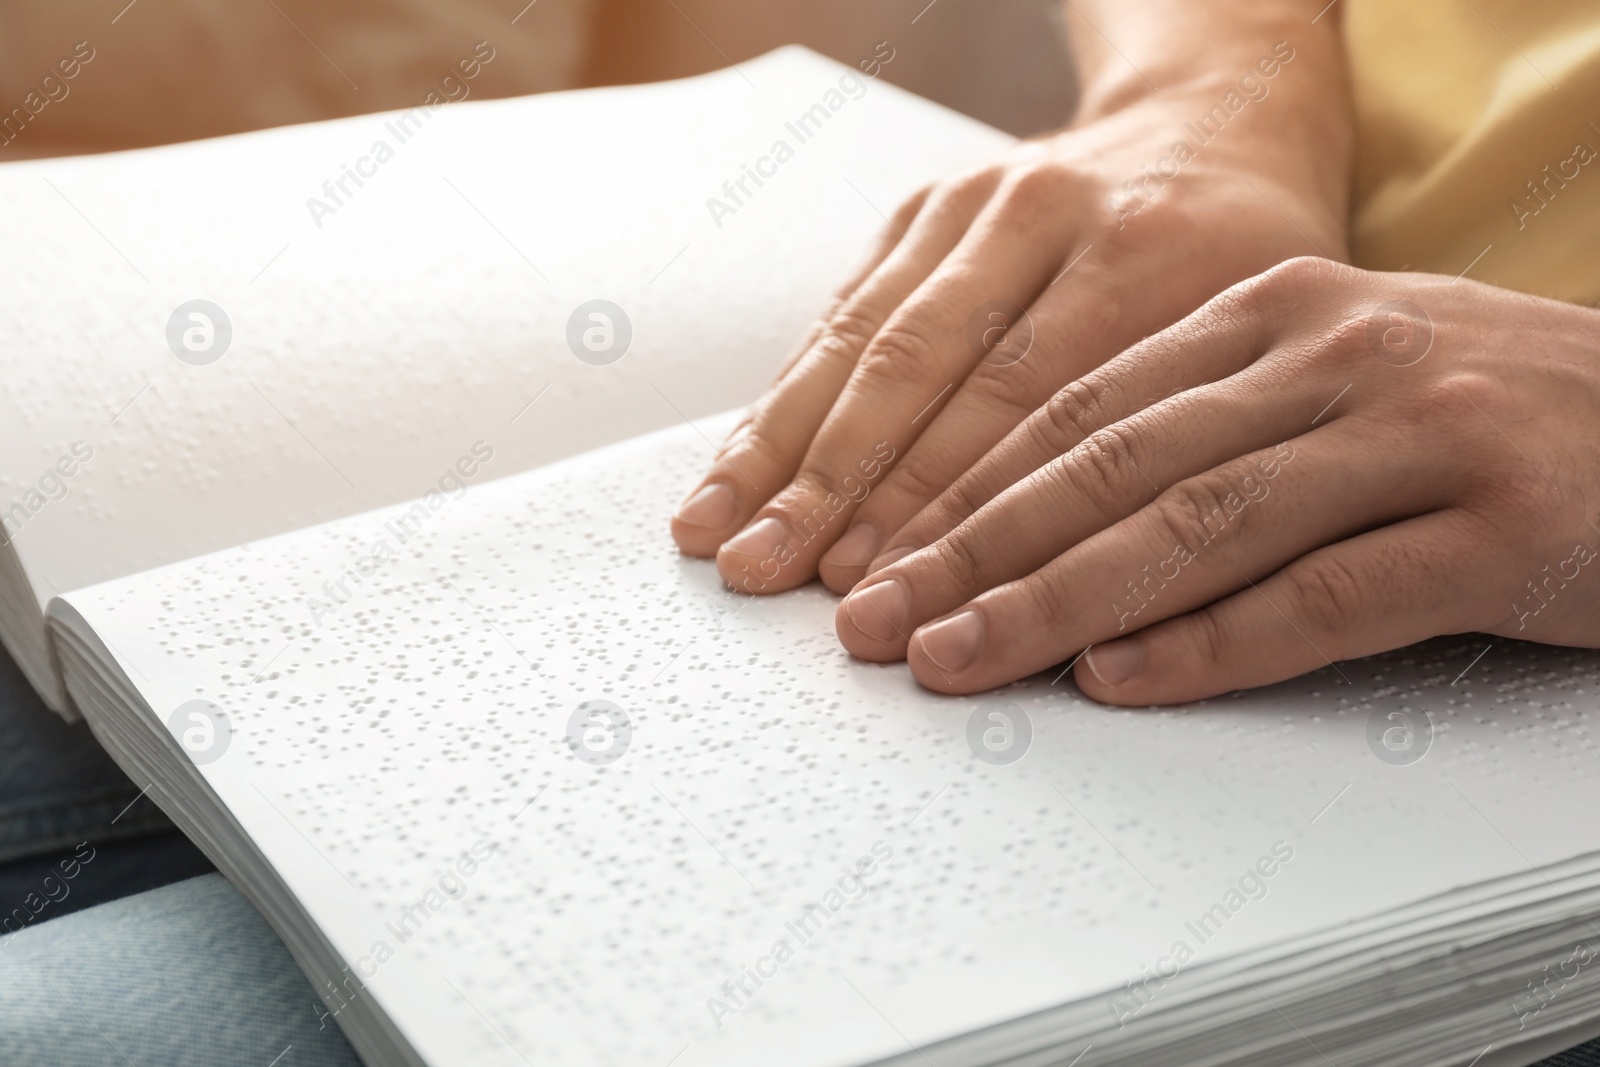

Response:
(670, 2), (1352, 599)
(833, 259), (1600, 703)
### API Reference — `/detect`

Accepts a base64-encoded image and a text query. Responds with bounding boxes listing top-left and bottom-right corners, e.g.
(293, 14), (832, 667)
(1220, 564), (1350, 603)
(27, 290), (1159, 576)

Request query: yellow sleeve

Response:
(1345, 0), (1600, 305)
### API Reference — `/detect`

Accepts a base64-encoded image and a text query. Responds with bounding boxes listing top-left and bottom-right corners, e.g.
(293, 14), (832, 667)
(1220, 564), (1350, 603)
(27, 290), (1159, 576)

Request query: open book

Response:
(8, 46), (1600, 1067)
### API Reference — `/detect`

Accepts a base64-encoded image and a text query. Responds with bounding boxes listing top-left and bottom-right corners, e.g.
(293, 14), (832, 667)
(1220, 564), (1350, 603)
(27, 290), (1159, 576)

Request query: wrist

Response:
(1075, 37), (1334, 124)
(1078, 50), (1352, 230)
(1068, 2), (1345, 124)
(1036, 74), (1351, 263)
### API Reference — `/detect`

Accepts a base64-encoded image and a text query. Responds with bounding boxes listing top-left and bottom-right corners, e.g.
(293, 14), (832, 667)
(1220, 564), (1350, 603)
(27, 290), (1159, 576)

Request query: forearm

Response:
(1066, 0), (1343, 118)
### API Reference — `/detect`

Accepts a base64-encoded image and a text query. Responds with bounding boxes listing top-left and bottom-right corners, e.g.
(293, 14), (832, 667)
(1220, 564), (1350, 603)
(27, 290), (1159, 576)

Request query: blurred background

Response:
(0, 0), (1077, 159)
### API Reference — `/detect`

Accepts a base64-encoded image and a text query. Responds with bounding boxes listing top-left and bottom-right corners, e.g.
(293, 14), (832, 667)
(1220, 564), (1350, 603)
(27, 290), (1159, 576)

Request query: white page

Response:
(0, 45), (1011, 606)
(0, 45), (1010, 712)
(55, 414), (1600, 1067)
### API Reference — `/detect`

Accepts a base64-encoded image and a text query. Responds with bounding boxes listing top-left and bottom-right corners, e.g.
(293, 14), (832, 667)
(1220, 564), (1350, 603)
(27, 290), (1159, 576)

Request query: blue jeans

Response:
(0, 640), (357, 1065)
(1, 638), (1598, 1067)
(1, 874), (361, 1066)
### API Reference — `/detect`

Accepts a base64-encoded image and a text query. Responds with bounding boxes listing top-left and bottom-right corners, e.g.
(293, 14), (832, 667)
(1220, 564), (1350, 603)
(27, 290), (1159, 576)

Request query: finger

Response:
(814, 249), (1095, 592)
(714, 184), (1109, 592)
(671, 177), (996, 561)
(857, 276), (1290, 580)
(833, 342), (1350, 660)
(881, 422), (1459, 691)
(712, 187), (929, 490)
(768, 185), (932, 388)
(819, 235), (1233, 593)
(1074, 510), (1492, 705)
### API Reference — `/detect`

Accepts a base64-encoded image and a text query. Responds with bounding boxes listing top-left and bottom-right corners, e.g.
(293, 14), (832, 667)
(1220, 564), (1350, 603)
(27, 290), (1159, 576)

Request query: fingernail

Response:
(868, 544), (916, 573)
(843, 579), (907, 642)
(675, 482), (736, 529)
(824, 523), (882, 569)
(1084, 640), (1143, 687)
(722, 516), (789, 560)
(914, 611), (983, 673)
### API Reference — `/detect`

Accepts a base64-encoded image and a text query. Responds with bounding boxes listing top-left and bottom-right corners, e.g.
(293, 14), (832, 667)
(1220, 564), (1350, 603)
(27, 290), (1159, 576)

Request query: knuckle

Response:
(788, 465), (850, 503)
(1259, 255), (1347, 292)
(1392, 380), (1465, 428)
(784, 469), (858, 530)
(1183, 286), (1262, 348)
(1151, 477), (1237, 555)
(856, 323), (942, 389)
(934, 473), (987, 530)
(1417, 372), (1493, 422)
(963, 358), (1049, 421)
(724, 420), (788, 477)
(1016, 572), (1070, 632)
(1042, 378), (1113, 448)
(1466, 450), (1566, 532)
(1383, 374), (1498, 448)
(804, 298), (843, 338)
(813, 303), (882, 366)
(928, 528), (988, 592)
(928, 166), (1001, 215)
(1224, 256), (1346, 318)
(1285, 554), (1367, 637)
(882, 448), (953, 505)
(996, 164), (1075, 222)
(1056, 422), (1145, 505)
(1301, 315), (1375, 368)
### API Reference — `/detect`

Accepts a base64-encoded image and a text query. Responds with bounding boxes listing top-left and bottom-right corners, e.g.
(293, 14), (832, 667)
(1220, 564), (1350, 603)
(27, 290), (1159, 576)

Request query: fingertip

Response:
(1076, 634), (1224, 707)
(713, 550), (786, 594)
(714, 515), (812, 594)
(1075, 639), (1149, 706)
(672, 518), (723, 557)
(835, 578), (911, 660)
(819, 522), (883, 595)
(1084, 639), (1143, 687)
(672, 482), (739, 556)
(905, 646), (972, 694)
(905, 610), (988, 693)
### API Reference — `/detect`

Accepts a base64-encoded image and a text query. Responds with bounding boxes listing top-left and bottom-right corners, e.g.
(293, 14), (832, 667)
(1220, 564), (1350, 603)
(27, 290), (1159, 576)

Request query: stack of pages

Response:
(6, 46), (1600, 1067)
